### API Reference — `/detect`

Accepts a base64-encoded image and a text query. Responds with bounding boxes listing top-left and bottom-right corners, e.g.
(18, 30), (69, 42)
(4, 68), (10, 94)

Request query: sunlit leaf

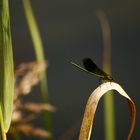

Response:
(0, 0), (14, 134)
(79, 82), (136, 140)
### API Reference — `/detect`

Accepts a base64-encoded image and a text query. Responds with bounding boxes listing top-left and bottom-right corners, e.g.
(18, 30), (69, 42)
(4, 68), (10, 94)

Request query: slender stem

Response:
(1, 132), (6, 140)
(22, 0), (51, 139)
(97, 10), (115, 140)
(0, 107), (6, 140)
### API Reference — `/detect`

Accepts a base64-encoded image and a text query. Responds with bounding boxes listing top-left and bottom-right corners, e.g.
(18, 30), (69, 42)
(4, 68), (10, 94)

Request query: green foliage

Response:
(0, 0), (14, 139)
(22, 0), (51, 139)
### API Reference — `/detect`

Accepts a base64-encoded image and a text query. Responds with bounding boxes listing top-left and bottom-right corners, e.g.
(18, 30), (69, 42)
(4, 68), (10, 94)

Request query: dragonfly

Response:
(71, 57), (114, 82)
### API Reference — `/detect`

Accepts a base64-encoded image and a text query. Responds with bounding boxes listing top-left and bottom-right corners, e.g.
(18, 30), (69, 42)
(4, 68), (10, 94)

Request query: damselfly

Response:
(71, 57), (114, 81)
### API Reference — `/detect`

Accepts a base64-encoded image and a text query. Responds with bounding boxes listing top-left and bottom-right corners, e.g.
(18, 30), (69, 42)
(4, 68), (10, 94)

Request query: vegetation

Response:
(0, 1), (136, 140)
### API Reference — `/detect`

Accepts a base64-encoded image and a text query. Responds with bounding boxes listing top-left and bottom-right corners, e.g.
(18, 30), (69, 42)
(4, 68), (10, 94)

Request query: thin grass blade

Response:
(97, 10), (115, 140)
(22, 0), (51, 139)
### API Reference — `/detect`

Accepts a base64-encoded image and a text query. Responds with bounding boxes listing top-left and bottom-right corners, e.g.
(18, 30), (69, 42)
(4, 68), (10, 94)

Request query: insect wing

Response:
(83, 58), (109, 78)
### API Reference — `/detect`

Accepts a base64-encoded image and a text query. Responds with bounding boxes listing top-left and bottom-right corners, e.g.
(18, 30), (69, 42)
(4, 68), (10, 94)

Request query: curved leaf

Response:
(79, 82), (136, 140)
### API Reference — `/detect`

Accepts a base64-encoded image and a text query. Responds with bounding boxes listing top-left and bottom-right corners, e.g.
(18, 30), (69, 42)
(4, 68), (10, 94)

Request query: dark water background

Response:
(10, 0), (140, 139)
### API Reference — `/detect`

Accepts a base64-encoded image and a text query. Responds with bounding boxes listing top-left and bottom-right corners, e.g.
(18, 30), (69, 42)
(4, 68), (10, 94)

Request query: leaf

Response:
(0, 0), (14, 133)
(79, 82), (136, 140)
(22, 0), (51, 136)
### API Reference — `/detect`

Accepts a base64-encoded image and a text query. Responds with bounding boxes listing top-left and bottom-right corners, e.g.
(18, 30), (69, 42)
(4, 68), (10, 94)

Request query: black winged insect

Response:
(71, 57), (114, 82)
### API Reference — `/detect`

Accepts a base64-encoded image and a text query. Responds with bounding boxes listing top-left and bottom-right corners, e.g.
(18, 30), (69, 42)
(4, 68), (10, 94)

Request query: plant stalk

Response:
(97, 10), (115, 140)
(22, 0), (52, 139)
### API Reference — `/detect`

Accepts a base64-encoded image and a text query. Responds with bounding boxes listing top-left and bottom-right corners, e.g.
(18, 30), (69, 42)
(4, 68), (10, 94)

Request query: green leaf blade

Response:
(0, 0), (14, 133)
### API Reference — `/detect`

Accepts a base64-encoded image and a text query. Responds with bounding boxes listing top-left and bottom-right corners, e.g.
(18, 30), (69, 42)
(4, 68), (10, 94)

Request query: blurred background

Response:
(10, 0), (139, 139)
